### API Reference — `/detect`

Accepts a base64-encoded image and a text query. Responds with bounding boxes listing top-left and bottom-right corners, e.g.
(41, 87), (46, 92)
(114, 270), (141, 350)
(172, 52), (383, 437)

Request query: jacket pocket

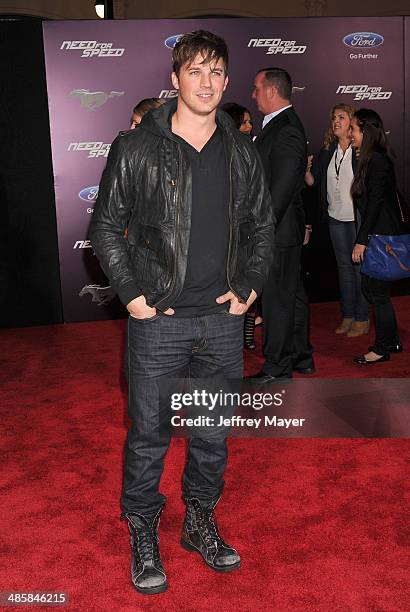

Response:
(239, 220), (253, 245)
(137, 224), (166, 281)
(237, 220), (254, 270)
(138, 224), (164, 252)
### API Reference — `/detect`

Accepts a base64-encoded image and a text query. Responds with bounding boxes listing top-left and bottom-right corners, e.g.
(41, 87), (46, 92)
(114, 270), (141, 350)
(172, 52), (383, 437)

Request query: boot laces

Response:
(128, 517), (161, 564)
(196, 507), (225, 548)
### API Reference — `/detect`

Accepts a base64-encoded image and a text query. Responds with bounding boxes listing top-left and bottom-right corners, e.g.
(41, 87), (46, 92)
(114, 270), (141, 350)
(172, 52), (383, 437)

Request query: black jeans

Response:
(361, 274), (400, 354)
(121, 311), (244, 516)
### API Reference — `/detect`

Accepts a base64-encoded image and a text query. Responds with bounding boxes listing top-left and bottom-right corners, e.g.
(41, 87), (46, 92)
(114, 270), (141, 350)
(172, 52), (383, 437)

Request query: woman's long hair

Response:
(351, 108), (388, 198)
(323, 103), (355, 150)
(221, 102), (251, 130)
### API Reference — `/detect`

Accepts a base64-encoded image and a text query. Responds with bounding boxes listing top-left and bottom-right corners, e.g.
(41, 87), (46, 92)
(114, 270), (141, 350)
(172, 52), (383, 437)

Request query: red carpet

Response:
(1, 299), (409, 611)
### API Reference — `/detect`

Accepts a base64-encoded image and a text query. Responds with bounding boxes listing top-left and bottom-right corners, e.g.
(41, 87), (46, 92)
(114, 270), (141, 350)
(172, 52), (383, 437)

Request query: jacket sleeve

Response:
(356, 154), (390, 246)
(89, 135), (143, 306)
(242, 144), (276, 297)
(268, 124), (307, 227)
(311, 147), (327, 186)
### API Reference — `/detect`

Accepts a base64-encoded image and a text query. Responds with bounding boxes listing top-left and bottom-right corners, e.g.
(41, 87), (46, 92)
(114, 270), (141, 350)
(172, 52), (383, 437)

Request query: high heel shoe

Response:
(335, 317), (354, 334)
(244, 312), (256, 350)
(347, 320), (370, 338)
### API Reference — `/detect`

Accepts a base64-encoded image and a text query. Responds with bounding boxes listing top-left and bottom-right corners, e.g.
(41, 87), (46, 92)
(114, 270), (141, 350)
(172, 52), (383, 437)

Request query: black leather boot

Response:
(123, 509), (167, 595)
(181, 498), (240, 572)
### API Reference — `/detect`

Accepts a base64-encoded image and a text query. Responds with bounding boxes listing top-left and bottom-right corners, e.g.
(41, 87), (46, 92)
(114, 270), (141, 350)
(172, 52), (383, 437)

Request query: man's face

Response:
(171, 53), (228, 117)
(252, 72), (272, 115)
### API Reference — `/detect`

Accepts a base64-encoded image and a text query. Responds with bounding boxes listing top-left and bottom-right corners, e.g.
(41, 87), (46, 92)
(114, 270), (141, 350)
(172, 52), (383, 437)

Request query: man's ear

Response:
(223, 75), (229, 93)
(268, 84), (277, 99)
(171, 72), (179, 90)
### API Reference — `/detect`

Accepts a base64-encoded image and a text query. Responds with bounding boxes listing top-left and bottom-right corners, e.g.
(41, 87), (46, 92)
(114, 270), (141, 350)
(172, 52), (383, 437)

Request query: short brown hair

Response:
(257, 67), (292, 101)
(172, 30), (228, 77)
(133, 98), (164, 117)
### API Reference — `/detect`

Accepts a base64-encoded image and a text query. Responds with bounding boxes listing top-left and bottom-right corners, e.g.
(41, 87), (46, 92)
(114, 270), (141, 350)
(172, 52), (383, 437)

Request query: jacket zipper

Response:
(226, 142), (244, 303)
(153, 145), (181, 308)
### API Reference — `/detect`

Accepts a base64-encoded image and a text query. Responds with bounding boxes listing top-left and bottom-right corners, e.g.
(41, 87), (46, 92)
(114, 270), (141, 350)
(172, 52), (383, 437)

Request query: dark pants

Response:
(121, 311), (244, 516)
(361, 274), (400, 354)
(293, 272), (314, 370)
(328, 217), (369, 321)
(261, 245), (314, 377)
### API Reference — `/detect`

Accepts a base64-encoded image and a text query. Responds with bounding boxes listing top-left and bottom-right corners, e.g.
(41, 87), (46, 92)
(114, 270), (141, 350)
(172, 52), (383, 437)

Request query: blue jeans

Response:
(328, 217), (369, 321)
(121, 311), (244, 516)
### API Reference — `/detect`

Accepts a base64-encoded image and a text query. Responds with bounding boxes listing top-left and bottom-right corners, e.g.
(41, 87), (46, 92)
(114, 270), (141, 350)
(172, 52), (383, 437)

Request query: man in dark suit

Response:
(248, 67), (314, 382)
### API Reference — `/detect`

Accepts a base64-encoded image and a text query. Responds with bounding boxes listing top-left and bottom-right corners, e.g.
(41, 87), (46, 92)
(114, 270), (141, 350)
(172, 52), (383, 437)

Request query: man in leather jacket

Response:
(89, 30), (274, 595)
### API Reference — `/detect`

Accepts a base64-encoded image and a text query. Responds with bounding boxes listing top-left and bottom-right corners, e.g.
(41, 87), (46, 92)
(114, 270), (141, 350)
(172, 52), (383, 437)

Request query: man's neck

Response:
(172, 105), (217, 152)
(266, 100), (291, 115)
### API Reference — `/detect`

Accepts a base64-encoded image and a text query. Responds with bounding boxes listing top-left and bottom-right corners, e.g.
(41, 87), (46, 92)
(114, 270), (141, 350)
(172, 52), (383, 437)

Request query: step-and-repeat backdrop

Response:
(43, 18), (408, 322)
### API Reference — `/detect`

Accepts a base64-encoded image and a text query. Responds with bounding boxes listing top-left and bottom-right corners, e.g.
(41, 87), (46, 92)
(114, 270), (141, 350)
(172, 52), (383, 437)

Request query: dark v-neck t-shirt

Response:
(172, 126), (230, 317)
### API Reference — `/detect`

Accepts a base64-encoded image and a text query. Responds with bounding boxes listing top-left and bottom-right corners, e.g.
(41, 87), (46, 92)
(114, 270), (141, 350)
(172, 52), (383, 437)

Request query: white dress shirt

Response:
(262, 105), (293, 130)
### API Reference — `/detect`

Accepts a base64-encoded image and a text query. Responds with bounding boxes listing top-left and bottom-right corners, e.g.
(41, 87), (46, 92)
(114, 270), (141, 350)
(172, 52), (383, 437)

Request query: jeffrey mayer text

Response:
(171, 415), (306, 429)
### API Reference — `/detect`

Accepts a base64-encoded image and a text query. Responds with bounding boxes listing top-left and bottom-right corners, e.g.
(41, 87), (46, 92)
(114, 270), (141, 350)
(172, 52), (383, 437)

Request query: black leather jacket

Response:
(89, 99), (275, 311)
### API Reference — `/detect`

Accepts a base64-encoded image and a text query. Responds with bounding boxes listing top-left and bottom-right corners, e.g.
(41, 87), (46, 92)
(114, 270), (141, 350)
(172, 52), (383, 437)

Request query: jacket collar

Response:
(262, 104), (292, 130)
(255, 105), (294, 143)
(140, 97), (236, 141)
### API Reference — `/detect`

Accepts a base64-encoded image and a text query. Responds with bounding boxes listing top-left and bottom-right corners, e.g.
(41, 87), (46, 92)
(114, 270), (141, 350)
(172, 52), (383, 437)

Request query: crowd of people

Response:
(305, 105), (407, 363)
(90, 30), (409, 596)
(128, 91), (407, 368)
(220, 99), (408, 365)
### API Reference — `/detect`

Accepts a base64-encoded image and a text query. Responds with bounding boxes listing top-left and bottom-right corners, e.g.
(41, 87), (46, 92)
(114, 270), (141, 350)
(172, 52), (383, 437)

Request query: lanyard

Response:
(334, 145), (350, 180)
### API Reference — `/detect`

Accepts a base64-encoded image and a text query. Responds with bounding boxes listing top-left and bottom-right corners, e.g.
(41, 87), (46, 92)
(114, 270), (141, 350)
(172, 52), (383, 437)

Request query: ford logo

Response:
(343, 32), (384, 48)
(79, 186), (99, 202)
(164, 34), (183, 49)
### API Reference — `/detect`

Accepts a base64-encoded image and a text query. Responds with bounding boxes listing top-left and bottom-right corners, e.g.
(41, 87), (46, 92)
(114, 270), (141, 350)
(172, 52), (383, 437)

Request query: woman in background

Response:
(305, 104), (369, 337)
(350, 108), (407, 364)
(222, 102), (261, 349)
(221, 102), (253, 137)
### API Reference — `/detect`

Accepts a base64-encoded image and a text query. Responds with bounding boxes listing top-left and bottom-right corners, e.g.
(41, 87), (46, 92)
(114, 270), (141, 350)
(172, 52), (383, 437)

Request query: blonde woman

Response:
(305, 104), (369, 336)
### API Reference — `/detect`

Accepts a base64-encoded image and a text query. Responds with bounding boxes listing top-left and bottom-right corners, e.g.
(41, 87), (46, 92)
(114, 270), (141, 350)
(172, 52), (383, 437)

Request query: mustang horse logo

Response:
(79, 284), (116, 305)
(69, 89), (124, 110)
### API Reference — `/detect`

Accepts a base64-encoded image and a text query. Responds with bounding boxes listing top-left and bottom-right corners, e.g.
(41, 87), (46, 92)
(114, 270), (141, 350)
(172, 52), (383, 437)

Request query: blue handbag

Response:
(361, 234), (410, 281)
(361, 190), (410, 281)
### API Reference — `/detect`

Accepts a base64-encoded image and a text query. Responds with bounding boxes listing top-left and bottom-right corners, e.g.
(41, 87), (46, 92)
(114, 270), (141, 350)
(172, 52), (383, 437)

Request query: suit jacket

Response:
(255, 106), (307, 247)
(355, 151), (409, 246)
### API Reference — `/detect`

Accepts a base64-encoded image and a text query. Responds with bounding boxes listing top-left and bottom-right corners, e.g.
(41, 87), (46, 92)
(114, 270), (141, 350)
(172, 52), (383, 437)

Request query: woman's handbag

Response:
(361, 192), (410, 281)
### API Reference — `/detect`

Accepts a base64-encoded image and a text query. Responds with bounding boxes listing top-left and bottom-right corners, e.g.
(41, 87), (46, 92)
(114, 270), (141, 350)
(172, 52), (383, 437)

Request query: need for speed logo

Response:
(336, 85), (392, 100)
(68, 142), (110, 158)
(248, 38), (306, 55)
(61, 40), (125, 57)
(343, 32), (384, 48)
